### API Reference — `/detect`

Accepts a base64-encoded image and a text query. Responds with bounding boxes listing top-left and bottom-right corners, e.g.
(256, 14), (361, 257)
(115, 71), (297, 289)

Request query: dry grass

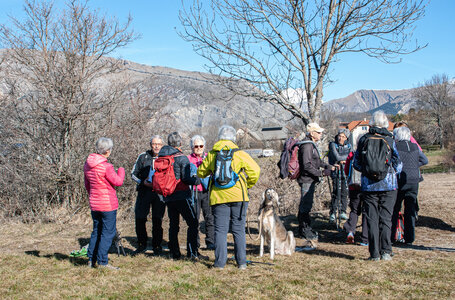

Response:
(1, 173), (454, 299)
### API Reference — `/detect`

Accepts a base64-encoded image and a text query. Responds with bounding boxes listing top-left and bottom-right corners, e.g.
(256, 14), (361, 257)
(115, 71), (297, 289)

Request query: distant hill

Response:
(323, 89), (418, 115)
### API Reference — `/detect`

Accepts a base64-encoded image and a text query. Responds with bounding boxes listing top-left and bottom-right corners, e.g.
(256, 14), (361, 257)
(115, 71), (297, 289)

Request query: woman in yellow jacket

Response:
(197, 125), (260, 269)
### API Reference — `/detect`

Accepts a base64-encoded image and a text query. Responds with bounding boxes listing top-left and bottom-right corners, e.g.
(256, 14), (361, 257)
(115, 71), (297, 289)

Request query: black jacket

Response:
(396, 140), (428, 186)
(297, 137), (330, 184)
(131, 150), (156, 191)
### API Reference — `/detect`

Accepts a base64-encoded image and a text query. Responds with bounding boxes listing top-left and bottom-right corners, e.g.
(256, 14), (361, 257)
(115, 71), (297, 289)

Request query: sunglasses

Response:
(193, 145), (204, 149)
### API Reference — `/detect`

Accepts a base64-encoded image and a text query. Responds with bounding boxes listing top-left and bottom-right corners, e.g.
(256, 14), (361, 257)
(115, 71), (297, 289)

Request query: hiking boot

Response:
(329, 214), (336, 223)
(190, 253), (209, 262)
(381, 253), (392, 261)
(152, 246), (162, 256)
(340, 212), (349, 220)
(172, 253), (182, 260)
(132, 244), (147, 256)
(98, 264), (120, 270)
(238, 264), (247, 270)
(346, 232), (355, 244)
(302, 227), (318, 241)
(206, 244), (216, 251)
(367, 256), (380, 261)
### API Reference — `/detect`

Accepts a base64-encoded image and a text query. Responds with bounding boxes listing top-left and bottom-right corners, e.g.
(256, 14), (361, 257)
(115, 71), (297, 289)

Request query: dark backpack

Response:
(213, 146), (240, 189)
(152, 154), (182, 197)
(278, 137), (317, 180)
(360, 134), (392, 181)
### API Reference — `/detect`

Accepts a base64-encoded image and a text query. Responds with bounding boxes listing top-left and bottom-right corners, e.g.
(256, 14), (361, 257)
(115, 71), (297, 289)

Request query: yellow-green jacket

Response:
(197, 140), (260, 206)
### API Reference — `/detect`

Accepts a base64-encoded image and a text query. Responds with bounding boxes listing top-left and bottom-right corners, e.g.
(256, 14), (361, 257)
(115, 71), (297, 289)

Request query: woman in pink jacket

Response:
(84, 137), (125, 269)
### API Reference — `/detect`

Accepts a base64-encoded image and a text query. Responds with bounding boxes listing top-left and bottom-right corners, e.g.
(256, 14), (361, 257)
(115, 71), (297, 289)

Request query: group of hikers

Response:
(82, 110), (428, 269)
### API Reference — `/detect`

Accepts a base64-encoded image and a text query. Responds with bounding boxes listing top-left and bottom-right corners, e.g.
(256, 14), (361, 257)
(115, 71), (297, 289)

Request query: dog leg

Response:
(259, 233), (264, 257)
(270, 223), (275, 260)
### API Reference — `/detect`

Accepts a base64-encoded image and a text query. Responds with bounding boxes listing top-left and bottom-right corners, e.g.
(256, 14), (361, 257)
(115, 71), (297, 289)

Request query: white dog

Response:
(258, 188), (296, 260)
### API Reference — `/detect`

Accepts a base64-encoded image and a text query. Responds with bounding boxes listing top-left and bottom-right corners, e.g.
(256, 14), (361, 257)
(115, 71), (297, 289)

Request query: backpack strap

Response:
(296, 140), (320, 158)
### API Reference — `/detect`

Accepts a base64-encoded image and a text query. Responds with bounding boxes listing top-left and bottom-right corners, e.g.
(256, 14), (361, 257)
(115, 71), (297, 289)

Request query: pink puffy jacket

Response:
(84, 153), (125, 212)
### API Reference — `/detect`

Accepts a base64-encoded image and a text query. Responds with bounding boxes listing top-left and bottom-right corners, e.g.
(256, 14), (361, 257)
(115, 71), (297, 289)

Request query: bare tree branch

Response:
(179, 0), (427, 124)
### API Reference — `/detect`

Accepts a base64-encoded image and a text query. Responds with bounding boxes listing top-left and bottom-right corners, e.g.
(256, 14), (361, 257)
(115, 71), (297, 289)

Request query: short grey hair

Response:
(370, 110), (389, 128)
(168, 132), (182, 148)
(150, 135), (163, 144)
(393, 126), (411, 142)
(190, 135), (206, 148)
(338, 128), (351, 139)
(218, 125), (236, 142)
(95, 137), (113, 155)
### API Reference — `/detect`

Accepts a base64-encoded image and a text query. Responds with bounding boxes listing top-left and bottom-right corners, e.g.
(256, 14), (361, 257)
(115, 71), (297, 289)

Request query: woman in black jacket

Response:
(391, 126), (428, 245)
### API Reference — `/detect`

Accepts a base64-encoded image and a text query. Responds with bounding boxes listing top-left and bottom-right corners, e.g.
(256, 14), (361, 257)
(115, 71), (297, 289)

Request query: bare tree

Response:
(0, 0), (138, 219)
(179, 0), (426, 125)
(413, 74), (455, 149)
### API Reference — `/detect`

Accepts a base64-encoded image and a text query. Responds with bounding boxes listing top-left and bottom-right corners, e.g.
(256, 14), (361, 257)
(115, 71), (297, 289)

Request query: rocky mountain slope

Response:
(322, 88), (417, 114)
(119, 60), (297, 136)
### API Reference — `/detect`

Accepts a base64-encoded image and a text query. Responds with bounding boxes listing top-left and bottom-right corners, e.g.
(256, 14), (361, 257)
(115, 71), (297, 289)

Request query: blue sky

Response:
(1, 0), (454, 101)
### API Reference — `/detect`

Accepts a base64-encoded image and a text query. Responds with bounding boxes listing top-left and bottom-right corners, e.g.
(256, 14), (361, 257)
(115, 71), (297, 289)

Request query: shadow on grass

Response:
(302, 248), (356, 260)
(394, 243), (455, 253)
(416, 215), (455, 232)
(24, 250), (87, 266)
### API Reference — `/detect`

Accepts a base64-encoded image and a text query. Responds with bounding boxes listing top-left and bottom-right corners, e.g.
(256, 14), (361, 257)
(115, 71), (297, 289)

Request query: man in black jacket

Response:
(131, 135), (166, 255)
(297, 123), (335, 240)
(158, 132), (203, 260)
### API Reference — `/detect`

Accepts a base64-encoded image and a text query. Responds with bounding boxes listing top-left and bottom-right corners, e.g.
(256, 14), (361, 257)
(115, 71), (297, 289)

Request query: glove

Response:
(322, 169), (332, 176)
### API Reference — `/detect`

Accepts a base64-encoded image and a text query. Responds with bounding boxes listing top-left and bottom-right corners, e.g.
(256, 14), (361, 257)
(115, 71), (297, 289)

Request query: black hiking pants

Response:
(330, 175), (348, 215)
(391, 183), (418, 244)
(363, 190), (397, 258)
(135, 188), (166, 249)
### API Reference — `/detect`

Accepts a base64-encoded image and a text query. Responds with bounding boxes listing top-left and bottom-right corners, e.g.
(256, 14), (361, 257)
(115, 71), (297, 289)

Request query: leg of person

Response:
(166, 201), (181, 259)
(195, 189), (202, 249)
(151, 193), (166, 253)
(378, 190), (397, 258)
(298, 181), (317, 240)
(403, 183), (418, 244)
(178, 196), (199, 258)
(96, 210), (117, 266)
(134, 190), (152, 251)
(340, 177), (349, 219)
(88, 210), (102, 265)
(391, 189), (404, 243)
(200, 190), (215, 249)
(363, 192), (380, 259)
(343, 189), (361, 233)
(329, 176), (338, 222)
(360, 196), (369, 245)
(212, 203), (230, 268)
(231, 201), (249, 268)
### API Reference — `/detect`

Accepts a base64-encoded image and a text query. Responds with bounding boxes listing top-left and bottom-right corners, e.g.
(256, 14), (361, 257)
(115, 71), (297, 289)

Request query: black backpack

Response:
(360, 134), (392, 181)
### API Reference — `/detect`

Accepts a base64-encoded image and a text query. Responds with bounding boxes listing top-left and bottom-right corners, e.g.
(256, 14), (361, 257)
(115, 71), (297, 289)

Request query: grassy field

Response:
(1, 173), (454, 299)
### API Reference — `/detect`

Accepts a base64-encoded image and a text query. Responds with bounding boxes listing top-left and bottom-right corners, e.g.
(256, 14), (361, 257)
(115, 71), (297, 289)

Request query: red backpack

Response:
(152, 154), (181, 197)
(395, 212), (405, 242)
(278, 137), (318, 180)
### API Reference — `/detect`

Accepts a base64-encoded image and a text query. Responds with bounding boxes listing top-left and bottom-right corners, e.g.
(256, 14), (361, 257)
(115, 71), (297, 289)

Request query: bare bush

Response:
(0, 0), (138, 221)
